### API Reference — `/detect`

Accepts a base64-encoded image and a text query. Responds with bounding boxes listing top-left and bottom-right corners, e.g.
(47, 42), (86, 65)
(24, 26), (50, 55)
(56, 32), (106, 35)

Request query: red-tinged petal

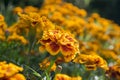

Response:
(65, 35), (75, 42)
(46, 42), (60, 55)
(40, 39), (51, 44)
(60, 45), (75, 56)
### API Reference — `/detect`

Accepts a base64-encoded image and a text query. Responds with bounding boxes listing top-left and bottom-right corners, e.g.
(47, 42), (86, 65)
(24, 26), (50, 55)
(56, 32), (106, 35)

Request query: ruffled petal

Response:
(46, 42), (60, 55)
(61, 45), (75, 56)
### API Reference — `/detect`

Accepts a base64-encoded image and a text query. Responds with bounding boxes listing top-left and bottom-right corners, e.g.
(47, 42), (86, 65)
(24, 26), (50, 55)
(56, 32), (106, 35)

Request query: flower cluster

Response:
(0, 0), (120, 79)
(0, 61), (25, 80)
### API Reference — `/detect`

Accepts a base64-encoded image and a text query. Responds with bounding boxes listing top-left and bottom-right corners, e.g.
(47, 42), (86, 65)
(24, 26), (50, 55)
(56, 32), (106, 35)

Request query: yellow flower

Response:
(18, 12), (41, 27)
(0, 35), (5, 41)
(23, 6), (38, 13)
(40, 16), (55, 31)
(76, 9), (87, 17)
(49, 11), (65, 24)
(39, 45), (46, 54)
(39, 57), (56, 71)
(91, 13), (100, 19)
(13, 7), (23, 14)
(100, 49), (118, 60)
(73, 54), (108, 70)
(54, 74), (71, 80)
(0, 14), (5, 21)
(7, 32), (28, 45)
(7, 73), (26, 80)
(43, 0), (63, 5)
(0, 61), (24, 79)
(39, 29), (79, 62)
(106, 65), (120, 80)
(116, 59), (120, 66)
(54, 74), (82, 80)
(0, 14), (7, 41)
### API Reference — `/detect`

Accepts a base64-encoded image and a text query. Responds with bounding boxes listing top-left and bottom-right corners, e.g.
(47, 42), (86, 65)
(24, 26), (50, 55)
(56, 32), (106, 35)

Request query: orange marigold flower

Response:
(106, 65), (120, 80)
(100, 49), (118, 60)
(73, 54), (108, 70)
(39, 29), (79, 62)
(91, 13), (100, 19)
(39, 45), (46, 54)
(23, 6), (39, 13)
(54, 74), (82, 80)
(39, 57), (56, 71)
(0, 14), (5, 21)
(0, 35), (5, 41)
(0, 14), (7, 41)
(18, 12), (41, 27)
(40, 16), (55, 31)
(7, 73), (26, 80)
(44, 0), (63, 5)
(13, 7), (23, 14)
(0, 61), (24, 79)
(7, 32), (28, 45)
(54, 74), (71, 80)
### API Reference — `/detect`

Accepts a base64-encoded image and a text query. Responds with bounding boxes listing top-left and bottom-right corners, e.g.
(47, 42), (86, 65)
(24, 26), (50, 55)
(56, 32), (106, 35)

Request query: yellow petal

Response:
(46, 42), (60, 55)
(61, 45), (75, 56)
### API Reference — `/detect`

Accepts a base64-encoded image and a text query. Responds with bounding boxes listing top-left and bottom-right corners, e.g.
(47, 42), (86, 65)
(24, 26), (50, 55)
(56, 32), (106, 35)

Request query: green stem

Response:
(45, 71), (51, 80)
(45, 56), (57, 80)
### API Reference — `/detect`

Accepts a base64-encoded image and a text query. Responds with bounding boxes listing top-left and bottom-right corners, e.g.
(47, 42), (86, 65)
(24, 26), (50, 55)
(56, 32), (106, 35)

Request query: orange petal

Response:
(64, 53), (75, 62)
(61, 45), (75, 56)
(46, 42), (60, 55)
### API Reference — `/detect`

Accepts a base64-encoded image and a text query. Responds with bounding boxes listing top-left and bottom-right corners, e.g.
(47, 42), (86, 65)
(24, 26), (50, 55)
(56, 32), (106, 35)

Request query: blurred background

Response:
(0, 0), (120, 25)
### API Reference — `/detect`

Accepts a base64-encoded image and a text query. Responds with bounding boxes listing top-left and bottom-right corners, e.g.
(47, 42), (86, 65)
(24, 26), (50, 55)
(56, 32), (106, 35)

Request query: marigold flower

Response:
(7, 32), (28, 45)
(54, 74), (82, 80)
(13, 7), (23, 14)
(91, 13), (100, 19)
(40, 16), (55, 31)
(54, 74), (71, 80)
(39, 45), (46, 54)
(39, 29), (79, 62)
(0, 35), (5, 41)
(116, 59), (120, 66)
(106, 65), (120, 80)
(0, 61), (24, 79)
(73, 54), (108, 70)
(23, 6), (38, 13)
(7, 73), (26, 80)
(49, 11), (65, 24)
(76, 9), (87, 17)
(39, 57), (56, 71)
(100, 49), (118, 60)
(44, 0), (63, 5)
(0, 15), (7, 41)
(18, 12), (41, 27)
(0, 14), (5, 22)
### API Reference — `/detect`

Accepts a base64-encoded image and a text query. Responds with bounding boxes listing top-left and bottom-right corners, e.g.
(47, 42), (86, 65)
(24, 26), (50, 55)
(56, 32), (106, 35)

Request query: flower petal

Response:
(64, 53), (75, 62)
(40, 39), (51, 44)
(61, 45), (75, 56)
(46, 42), (60, 55)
